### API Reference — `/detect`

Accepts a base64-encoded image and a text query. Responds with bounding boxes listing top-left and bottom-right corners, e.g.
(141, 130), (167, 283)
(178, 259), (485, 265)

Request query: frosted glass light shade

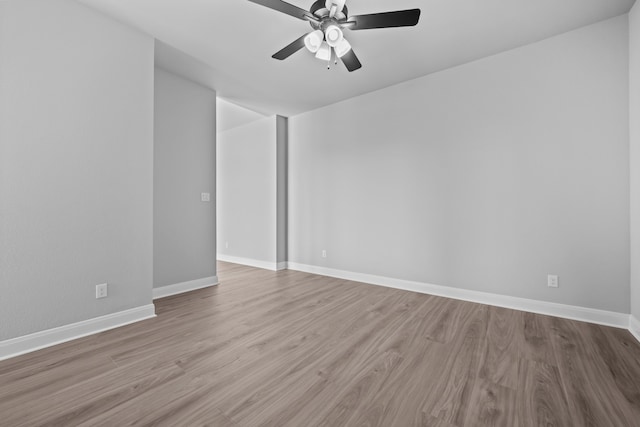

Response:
(335, 38), (351, 57)
(304, 30), (324, 53)
(324, 25), (343, 47)
(315, 42), (331, 61)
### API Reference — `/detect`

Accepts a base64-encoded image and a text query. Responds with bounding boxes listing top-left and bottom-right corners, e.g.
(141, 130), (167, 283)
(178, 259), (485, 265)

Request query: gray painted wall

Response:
(0, 0), (154, 340)
(631, 2), (640, 321)
(153, 68), (217, 288)
(289, 16), (630, 313)
(217, 116), (277, 264)
(277, 116), (288, 264)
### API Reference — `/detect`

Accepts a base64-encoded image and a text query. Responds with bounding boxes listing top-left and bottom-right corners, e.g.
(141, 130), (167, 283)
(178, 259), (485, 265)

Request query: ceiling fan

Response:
(248, 0), (421, 72)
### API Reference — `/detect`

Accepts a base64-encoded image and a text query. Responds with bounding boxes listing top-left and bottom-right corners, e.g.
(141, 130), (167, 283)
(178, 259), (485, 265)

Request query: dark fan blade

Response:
(349, 9), (420, 30)
(272, 35), (306, 60)
(341, 49), (362, 72)
(248, 0), (313, 21)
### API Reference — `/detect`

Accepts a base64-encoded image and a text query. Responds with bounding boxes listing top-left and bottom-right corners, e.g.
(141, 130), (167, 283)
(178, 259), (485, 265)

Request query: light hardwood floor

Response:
(1, 261), (640, 426)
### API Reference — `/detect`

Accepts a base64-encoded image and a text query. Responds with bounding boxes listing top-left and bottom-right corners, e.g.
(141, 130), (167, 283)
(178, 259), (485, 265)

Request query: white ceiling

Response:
(78, 0), (635, 117)
(217, 98), (270, 132)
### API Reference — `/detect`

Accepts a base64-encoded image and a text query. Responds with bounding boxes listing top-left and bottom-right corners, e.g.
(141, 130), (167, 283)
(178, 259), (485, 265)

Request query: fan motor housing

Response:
(310, 0), (348, 21)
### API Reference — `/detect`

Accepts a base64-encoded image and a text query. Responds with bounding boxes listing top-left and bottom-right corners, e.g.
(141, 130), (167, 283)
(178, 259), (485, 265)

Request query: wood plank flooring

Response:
(1, 261), (640, 426)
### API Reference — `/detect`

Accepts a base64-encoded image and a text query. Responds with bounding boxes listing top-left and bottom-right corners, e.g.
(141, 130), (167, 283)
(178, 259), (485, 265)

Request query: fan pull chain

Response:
(328, 47), (337, 69)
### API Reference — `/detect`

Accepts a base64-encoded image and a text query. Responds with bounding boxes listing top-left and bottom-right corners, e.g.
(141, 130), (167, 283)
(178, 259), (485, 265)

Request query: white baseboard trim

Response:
(630, 315), (640, 343)
(287, 263), (630, 330)
(276, 262), (288, 271)
(0, 304), (156, 362)
(217, 254), (280, 271)
(153, 276), (219, 300)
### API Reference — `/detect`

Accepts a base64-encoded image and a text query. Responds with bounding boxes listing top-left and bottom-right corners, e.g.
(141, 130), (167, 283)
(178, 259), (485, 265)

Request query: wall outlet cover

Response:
(96, 283), (108, 299)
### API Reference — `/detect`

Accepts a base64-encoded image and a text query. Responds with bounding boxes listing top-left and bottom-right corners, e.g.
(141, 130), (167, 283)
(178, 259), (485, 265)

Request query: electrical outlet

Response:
(96, 283), (108, 299)
(322, 250), (327, 258)
(547, 275), (559, 288)
(201, 192), (211, 202)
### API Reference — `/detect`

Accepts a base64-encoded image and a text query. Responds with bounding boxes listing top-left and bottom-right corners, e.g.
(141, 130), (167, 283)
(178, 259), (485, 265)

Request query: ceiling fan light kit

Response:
(304, 29), (324, 52)
(248, 0), (421, 72)
(334, 38), (351, 58)
(315, 42), (332, 61)
(324, 25), (343, 47)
